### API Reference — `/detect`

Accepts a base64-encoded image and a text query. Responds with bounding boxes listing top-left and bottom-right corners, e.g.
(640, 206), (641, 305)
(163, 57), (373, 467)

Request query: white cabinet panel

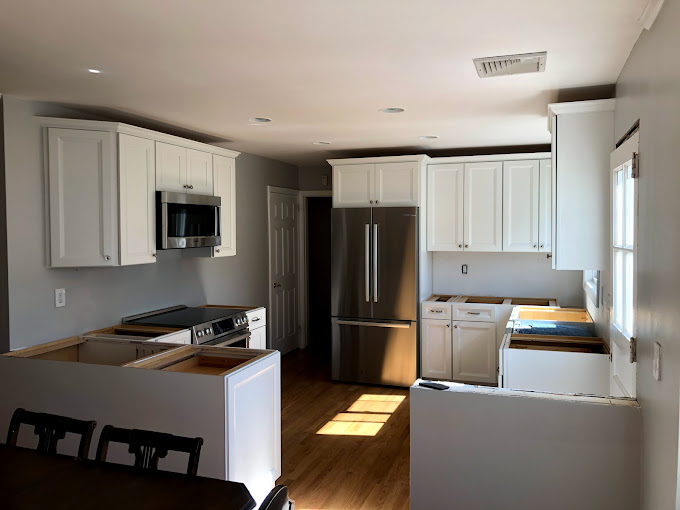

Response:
(47, 128), (117, 267)
(452, 321), (496, 384)
(539, 159), (552, 253)
(250, 327), (267, 350)
(155, 142), (187, 193)
(463, 162), (502, 252)
(212, 154), (236, 257)
(374, 162), (419, 206)
(119, 134), (156, 265)
(503, 160), (540, 252)
(333, 164), (374, 207)
(427, 164), (464, 251)
(422, 319), (452, 380)
(186, 149), (213, 195)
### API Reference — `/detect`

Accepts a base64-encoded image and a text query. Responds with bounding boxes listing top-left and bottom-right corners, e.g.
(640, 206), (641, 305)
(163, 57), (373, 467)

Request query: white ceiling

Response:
(0, 0), (645, 166)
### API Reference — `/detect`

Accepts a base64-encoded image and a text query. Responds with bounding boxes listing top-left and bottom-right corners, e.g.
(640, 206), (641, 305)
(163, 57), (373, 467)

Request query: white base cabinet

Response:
(246, 307), (267, 350)
(421, 319), (452, 380)
(451, 321), (496, 384)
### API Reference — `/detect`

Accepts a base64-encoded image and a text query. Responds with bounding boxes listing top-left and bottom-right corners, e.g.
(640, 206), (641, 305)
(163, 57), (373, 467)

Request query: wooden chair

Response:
(6, 407), (97, 460)
(259, 485), (293, 510)
(95, 425), (203, 476)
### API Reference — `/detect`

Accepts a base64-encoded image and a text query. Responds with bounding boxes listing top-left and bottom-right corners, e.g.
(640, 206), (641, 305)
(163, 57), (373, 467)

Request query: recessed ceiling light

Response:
(313, 141), (332, 145)
(88, 68), (101, 74)
(419, 135), (439, 140)
(380, 107), (405, 114)
(249, 117), (272, 123)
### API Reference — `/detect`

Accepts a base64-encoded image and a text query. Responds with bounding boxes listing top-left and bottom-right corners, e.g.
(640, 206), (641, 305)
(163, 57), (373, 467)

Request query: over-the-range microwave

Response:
(156, 191), (221, 249)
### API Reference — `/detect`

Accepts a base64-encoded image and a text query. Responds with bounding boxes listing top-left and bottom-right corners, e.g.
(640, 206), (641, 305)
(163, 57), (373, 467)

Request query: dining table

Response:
(0, 444), (256, 510)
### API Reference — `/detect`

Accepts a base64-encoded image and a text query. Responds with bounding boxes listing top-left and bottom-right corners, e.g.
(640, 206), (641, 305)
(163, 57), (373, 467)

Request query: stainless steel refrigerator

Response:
(331, 207), (418, 387)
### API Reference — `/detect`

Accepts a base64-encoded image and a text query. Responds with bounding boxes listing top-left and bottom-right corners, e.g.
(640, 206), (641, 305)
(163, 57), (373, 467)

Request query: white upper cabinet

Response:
(333, 164), (374, 207)
(503, 160), (540, 252)
(186, 149), (213, 195)
(451, 320), (496, 384)
(464, 162), (502, 252)
(374, 161), (419, 206)
(538, 159), (552, 253)
(329, 157), (426, 208)
(47, 128), (118, 267)
(427, 163), (464, 251)
(119, 134), (157, 265)
(213, 154), (236, 257)
(549, 100), (614, 270)
(155, 142), (187, 193)
(421, 319), (453, 380)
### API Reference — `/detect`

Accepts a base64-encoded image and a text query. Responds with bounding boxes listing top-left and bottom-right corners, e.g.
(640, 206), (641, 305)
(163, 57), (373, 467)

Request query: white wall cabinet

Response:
(156, 142), (213, 195)
(427, 164), (464, 251)
(421, 319), (452, 380)
(42, 118), (239, 268)
(451, 321), (497, 384)
(329, 157), (426, 208)
(503, 160), (540, 252)
(549, 99), (615, 269)
(464, 162), (503, 252)
(212, 155), (236, 257)
(538, 160), (552, 253)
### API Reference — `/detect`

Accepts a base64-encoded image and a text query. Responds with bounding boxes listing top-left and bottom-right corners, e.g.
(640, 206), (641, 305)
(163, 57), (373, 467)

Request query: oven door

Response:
(158, 191), (222, 249)
(202, 330), (251, 348)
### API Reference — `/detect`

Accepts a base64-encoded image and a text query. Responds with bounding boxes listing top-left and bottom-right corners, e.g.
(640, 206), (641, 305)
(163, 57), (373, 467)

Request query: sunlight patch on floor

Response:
(316, 393), (405, 437)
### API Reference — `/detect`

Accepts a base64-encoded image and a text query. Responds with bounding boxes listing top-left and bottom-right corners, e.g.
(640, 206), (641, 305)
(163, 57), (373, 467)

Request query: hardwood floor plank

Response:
(277, 349), (410, 509)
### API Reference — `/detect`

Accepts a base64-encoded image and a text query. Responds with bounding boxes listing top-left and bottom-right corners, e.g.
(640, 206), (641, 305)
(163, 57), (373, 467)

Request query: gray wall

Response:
(0, 95), (8, 353)
(607, 2), (680, 508)
(433, 252), (584, 307)
(298, 165), (332, 191)
(2, 96), (298, 349)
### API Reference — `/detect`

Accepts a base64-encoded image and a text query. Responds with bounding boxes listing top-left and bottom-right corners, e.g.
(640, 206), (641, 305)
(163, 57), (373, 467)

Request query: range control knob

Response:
(197, 331), (203, 338)
(204, 328), (211, 335)
(236, 318), (242, 325)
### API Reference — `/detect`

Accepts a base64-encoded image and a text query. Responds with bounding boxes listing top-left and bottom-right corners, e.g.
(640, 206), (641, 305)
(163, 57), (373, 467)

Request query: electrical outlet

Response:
(55, 288), (66, 308)
(321, 175), (329, 186)
(653, 341), (661, 381)
(462, 264), (468, 275)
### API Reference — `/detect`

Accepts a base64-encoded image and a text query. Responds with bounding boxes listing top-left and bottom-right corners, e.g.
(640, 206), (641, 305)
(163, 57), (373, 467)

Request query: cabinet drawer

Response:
(422, 302), (452, 320)
(246, 308), (266, 328)
(451, 304), (495, 322)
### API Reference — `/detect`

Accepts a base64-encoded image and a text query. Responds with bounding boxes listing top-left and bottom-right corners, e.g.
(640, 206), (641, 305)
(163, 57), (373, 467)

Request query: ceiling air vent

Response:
(473, 52), (547, 78)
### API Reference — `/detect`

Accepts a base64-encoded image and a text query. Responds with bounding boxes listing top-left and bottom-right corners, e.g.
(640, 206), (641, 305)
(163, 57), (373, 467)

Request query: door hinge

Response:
(630, 337), (637, 363)
(631, 152), (639, 179)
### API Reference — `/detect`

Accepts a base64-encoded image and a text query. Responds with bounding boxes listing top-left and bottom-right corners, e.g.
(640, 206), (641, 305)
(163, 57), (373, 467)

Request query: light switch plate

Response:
(55, 288), (66, 308)
(462, 264), (468, 275)
(321, 175), (329, 186)
(653, 341), (661, 381)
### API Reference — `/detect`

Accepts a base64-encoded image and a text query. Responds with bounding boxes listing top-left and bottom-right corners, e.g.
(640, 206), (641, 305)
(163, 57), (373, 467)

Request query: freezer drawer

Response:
(332, 318), (417, 387)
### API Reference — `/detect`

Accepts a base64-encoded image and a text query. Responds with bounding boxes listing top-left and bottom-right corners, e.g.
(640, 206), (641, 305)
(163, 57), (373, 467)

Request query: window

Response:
(584, 270), (600, 306)
(612, 158), (636, 339)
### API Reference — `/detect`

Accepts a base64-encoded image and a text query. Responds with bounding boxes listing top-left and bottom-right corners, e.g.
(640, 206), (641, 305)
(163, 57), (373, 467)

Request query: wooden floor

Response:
(276, 349), (410, 510)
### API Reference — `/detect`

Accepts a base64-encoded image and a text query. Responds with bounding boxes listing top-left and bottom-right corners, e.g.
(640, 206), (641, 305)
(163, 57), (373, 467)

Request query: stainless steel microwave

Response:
(156, 191), (221, 249)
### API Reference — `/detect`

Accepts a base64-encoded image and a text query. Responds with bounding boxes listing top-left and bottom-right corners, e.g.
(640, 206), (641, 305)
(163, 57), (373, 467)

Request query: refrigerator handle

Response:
(373, 223), (379, 303)
(365, 224), (370, 303)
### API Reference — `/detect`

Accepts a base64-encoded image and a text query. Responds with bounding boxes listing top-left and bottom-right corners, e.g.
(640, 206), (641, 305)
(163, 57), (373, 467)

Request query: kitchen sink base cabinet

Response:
(0, 348), (281, 505)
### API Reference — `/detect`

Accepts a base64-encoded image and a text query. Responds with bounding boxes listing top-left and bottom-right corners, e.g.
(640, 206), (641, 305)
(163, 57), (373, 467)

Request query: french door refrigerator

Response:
(331, 207), (418, 387)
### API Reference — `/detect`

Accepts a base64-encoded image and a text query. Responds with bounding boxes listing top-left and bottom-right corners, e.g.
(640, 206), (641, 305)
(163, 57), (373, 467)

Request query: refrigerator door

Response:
(371, 207), (418, 321)
(332, 318), (417, 387)
(331, 208), (373, 319)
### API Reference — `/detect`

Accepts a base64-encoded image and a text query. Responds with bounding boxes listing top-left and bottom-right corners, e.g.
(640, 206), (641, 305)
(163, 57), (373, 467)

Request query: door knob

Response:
(273, 282), (281, 288)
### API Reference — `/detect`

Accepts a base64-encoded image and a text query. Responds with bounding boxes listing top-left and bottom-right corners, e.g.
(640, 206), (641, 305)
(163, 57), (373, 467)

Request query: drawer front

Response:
(155, 329), (192, 344)
(246, 308), (267, 328)
(422, 302), (452, 320)
(452, 304), (495, 322)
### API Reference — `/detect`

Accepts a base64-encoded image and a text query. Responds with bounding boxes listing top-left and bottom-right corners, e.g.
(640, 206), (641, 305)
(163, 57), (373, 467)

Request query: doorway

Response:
(305, 196), (332, 354)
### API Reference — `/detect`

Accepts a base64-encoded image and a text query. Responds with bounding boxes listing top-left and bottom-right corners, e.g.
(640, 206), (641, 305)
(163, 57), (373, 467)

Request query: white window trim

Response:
(583, 270), (600, 307)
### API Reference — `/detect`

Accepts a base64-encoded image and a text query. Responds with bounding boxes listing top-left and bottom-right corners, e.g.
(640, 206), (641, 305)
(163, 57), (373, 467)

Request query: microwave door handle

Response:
(215, 205), (221, 236)
(161, 201), (169, 250)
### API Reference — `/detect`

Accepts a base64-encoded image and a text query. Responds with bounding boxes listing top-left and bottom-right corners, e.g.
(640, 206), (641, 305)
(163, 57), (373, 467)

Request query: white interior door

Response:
(268, 189), (300, 354)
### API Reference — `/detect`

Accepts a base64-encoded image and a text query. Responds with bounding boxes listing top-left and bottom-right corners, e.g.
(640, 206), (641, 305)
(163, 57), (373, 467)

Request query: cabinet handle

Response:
(189, 185), (194, 189)
(533, 244), (537, 248)
(540, 245), (544, 248)
(454, 324), (458, 328)
(251, 317), (261, 322)
(183, 184), (188, 188)
(104, 255), (111, 261)
(446, 324), (450, 328)
(458, 244), (462, 248)
(215, 249), (220, 253)
(152, 253), (156, 258)
(370, 200), (373, 204)
(464, 244), (469, 248)
(375, 200), (379, 204)
(431, 309), (443, 313)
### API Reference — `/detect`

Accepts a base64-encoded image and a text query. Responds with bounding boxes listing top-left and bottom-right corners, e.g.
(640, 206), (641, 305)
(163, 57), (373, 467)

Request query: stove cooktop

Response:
(124, 306), (249, 328)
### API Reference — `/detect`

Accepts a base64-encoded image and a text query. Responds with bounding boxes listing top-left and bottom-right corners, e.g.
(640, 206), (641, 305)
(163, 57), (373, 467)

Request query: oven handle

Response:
(207, 331), (251, 347)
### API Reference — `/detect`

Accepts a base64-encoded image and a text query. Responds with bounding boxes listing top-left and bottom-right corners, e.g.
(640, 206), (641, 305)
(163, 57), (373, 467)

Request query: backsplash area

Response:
(432, 252), (584, 307)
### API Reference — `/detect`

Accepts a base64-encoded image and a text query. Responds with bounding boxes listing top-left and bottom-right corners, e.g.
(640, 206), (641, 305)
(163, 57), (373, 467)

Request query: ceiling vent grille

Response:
(473, 52), (547, 78)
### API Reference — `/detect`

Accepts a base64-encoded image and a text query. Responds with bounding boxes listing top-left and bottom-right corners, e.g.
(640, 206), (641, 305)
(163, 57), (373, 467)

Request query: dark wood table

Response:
(0, 444), (256, 510)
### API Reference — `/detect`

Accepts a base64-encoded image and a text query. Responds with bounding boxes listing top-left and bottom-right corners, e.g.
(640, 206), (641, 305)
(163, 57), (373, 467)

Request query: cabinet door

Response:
(333, 164), (374, 207)
(421, 319), (452, 380)
(119, 134), (156, 265)
(427, 164), (464, 251)
(212, 155), (236, 257)
(250, 327), (267, 350)
(48, 128), (118, 267)
(155, 142), (187, 192)
(186, 149), (213, 195)
(538, 159), (552, 253)
(463, 162), (502, 252)
(374, 162), (419, 207)
(503, 160), (540, 252)
(452, 321), (496, 384)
